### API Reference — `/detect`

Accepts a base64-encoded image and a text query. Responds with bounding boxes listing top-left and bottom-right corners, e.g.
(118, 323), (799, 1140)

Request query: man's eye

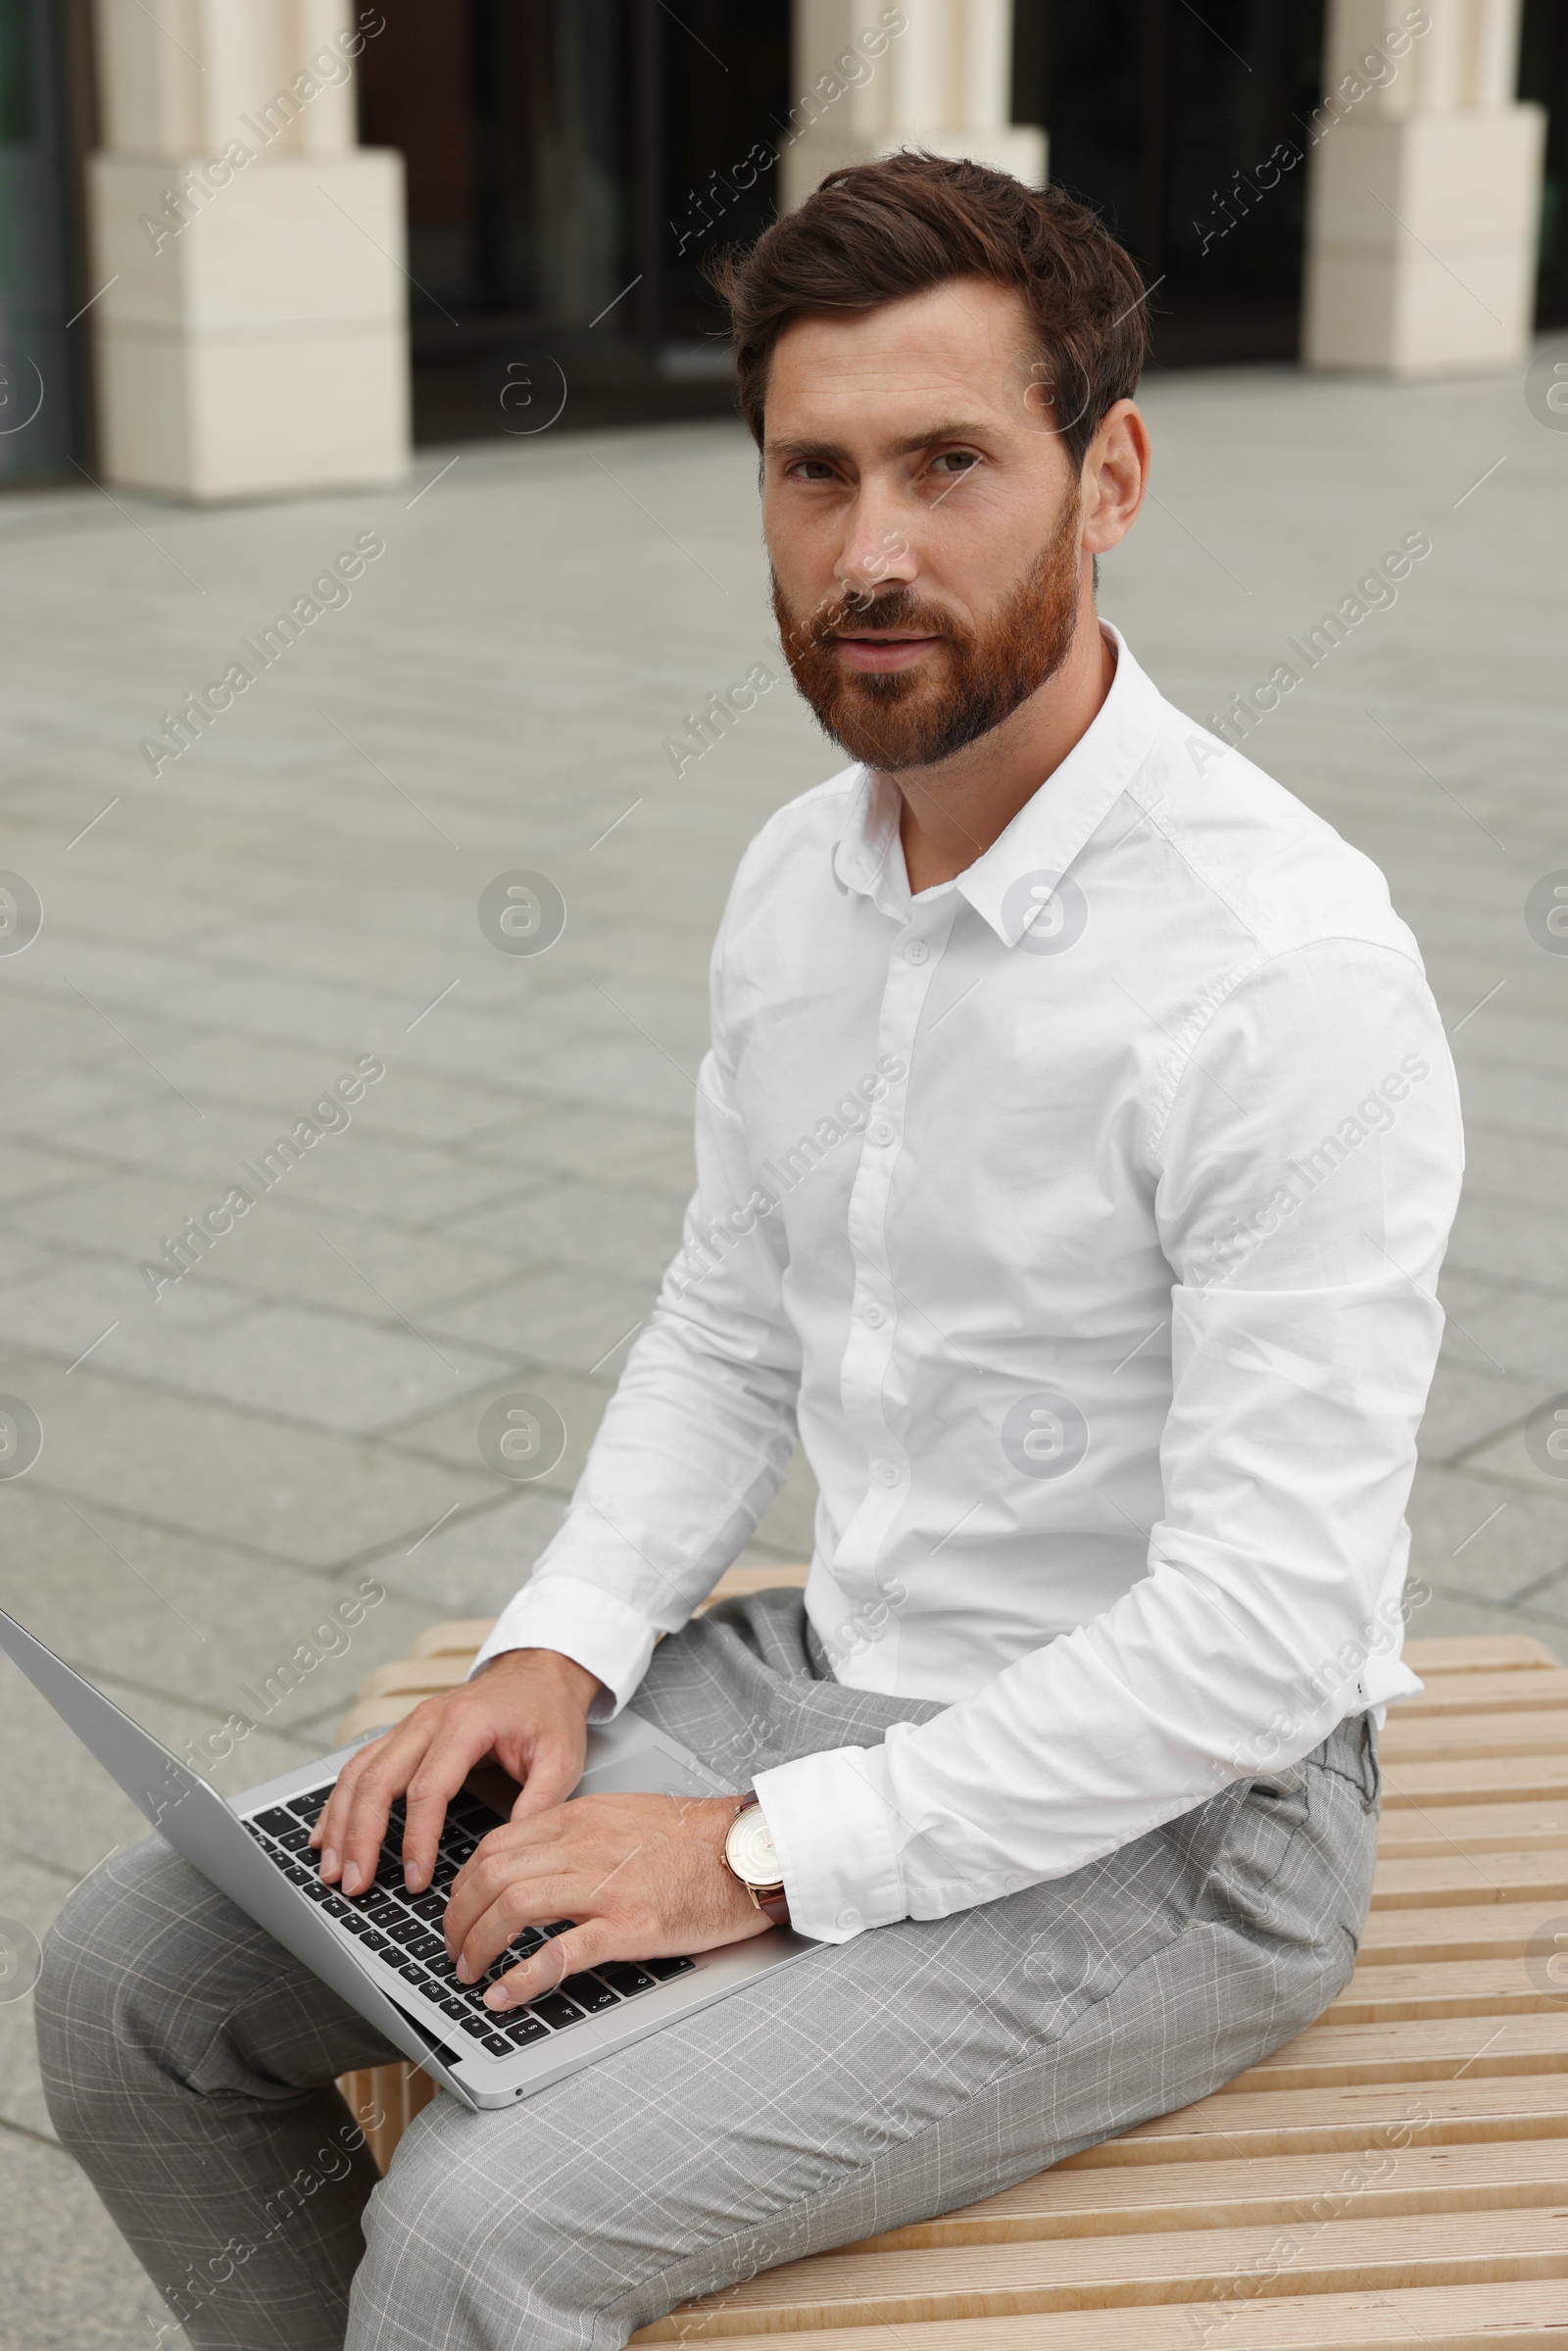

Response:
(794, 461), (837, 481)
(931, 451), (979, 474)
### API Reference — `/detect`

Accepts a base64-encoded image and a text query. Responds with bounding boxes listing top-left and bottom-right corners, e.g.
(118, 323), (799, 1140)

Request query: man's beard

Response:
(771, 494), (1082, 773)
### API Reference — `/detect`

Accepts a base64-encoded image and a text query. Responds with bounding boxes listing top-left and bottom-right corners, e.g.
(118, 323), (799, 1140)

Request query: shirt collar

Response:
(830, 766), (911, 918)
(830, 625), (1165, 943)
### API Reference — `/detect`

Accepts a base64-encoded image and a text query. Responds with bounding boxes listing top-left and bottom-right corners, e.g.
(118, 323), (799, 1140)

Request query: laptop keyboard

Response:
(243, 1783), (695, 2060)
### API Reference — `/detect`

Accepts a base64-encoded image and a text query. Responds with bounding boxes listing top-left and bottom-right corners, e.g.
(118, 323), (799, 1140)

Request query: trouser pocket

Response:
(1319, 1710), (1380, 1813)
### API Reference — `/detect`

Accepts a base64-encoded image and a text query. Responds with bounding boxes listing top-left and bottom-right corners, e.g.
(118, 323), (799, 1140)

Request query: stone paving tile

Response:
(50, 1099), (295, 1190)
(1461, 1126), (1568, 1216)
(449, 1176), (688, 1288)
(1, 1183), (525, 1321)
(1436, 1274), (1568, 1393)
(0, 1347), (503, 1569)
(0, 1651), (305, 1888)
(211, 1205), (528, 1324)
(511, 1033), (709, 1122)
(0, 1063), (162, 1141)
(1457, 1005), (1568, 1077)
(45, 937), (225, 1013)
(0, 2132), (170, 2350)
(1418, 1358), (1538, 1462)
(0, 1849), (74, 2140)
(421, 1260), (661, 1373)
(270, 1132), (528, 1232)
(84, 1028), (531, 1150)
(383, 1364), (610, 1494)
(368, 1490), (569, 1617)
(1443, 1196), (1568, 1290)
(468, 1102), (695, 1193)
(158, 967), (444, 1057)
(0, 1252), (252, 1350)
(1401, 1584), (1568, 1665)
(0, 1489), (428, 1744)
(101, 1302), (505, 1435)
(0, 1227), (72, 1286)
(1458, 1414), (1568, 1506)
(0, 1139), (119, 1213)
(1449, 1058), (1568, 1141)
(0, 1259), (510, 1430)
(1404, 1465), (1568, 1603)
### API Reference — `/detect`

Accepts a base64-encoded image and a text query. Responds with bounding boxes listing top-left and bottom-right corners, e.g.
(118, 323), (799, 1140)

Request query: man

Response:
(39, 155), (1460, 2350)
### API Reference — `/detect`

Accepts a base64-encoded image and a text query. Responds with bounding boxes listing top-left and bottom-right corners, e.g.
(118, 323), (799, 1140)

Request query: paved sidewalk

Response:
(0, 360), (1565, 2343)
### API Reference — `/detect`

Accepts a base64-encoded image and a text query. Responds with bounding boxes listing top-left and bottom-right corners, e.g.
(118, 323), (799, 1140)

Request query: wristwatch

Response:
(723, 1792), (790, 1929)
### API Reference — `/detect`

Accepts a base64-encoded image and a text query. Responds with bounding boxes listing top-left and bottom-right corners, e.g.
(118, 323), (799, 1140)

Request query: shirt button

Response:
(872, 1460), (901, 1488)
(868, 1120), (894, 1147)
(904, 939), (928, 964)
(862, 1301), (885, 1327)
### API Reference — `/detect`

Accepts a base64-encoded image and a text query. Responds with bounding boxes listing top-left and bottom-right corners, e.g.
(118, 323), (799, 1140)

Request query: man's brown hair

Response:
(710, 151), (1150, 469)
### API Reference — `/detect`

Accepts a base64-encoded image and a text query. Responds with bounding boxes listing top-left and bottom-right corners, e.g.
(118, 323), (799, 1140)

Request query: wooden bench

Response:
(336, 1584), (1568, 2345)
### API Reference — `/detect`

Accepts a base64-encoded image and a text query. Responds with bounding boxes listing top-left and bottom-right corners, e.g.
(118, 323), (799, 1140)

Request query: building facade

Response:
(0, 0), (1562, 496)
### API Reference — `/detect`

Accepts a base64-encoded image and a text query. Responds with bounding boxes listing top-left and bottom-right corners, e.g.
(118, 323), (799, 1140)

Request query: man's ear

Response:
(1082, 400), (1150, 557)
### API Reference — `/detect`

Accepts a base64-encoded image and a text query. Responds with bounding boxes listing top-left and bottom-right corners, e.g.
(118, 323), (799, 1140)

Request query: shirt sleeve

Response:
(470, 944), (803, 1716)
(754, 938), (1462, 1941)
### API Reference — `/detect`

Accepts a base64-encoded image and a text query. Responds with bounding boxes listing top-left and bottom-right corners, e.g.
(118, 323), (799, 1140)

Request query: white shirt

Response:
(475, 628), (1462, 1944)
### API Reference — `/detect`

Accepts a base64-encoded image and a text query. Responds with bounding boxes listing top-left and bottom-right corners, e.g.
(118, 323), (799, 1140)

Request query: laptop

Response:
(0, 1605), (812, 2111)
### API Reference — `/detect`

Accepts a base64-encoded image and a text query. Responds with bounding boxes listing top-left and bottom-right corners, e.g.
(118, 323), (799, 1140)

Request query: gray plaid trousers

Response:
(36, 1590), (1380, 2351)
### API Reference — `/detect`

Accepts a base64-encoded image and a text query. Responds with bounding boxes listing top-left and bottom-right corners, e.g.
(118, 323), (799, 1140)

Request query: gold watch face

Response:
(725, 1804), (781, 1888)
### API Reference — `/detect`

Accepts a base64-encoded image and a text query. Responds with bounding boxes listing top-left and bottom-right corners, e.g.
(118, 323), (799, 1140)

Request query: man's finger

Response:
(333, 1728), (438, 1893)
(505, 1738), (583, 1822)
(449, 1853), (578, 1982)
(312, 1720), (426, 1886)
(485, 1922), (612, 2012)
(399, 1713), (512, 1889)
(310, 1739), (377, 1862)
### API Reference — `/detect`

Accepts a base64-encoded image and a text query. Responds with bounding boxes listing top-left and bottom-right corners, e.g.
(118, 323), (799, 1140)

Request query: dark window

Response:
(1014, 0), (1326, 367)
(1520, 0), (1568, 326)
(357, 0), (787, 442)
(0, 0), (86, 481)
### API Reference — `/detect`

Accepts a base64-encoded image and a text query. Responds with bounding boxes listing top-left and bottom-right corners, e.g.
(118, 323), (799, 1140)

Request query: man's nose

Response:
(837, 502), (918, 602)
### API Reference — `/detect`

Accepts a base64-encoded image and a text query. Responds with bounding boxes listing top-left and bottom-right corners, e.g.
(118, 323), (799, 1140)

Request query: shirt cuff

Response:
(752, 1743), (907, 1943)
(468, 1575), (659, 1722)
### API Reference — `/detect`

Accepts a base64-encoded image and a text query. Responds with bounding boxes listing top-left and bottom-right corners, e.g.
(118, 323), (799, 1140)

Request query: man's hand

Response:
(441, 1791), (770, 2010)
(310, 1647), (602, 1896)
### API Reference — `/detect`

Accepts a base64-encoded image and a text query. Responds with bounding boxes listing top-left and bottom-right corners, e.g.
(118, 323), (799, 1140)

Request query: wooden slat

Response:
(635, 2209), (1568, 2337)
(1404, 1635), (1561, 1673)
(1065, 2075), (1568, 2166)
(1230, 2012), (1568, 2093)
(631, 2278), (1568, 2349)
(1382, 1709), (1568, 1763)
(1397, 1667), (1568, 1717)
(701, 1564), (811, 1600)
(356, 1654), (470, 1700)
(1380, 1755), (1568, 1805)
(1324, 1957), (1559, 2025)
(1359, 1899), (1568, 1965)
(1377, 1799), (1568, 1857)
(1371, 1848), (1568, 1907)
(845, 2139), (1568, 2250)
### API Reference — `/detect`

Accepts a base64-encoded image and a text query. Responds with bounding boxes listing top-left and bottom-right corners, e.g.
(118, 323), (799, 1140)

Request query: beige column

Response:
(781, 0), (1046, 212)
(1302, 0), (1544, 373)
(88, 1), (410, 501)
